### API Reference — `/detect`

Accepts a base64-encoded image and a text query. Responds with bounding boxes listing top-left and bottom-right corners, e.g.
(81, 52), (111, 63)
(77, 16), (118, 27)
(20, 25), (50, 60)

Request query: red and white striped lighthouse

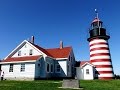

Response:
(87, 10), (114, 80)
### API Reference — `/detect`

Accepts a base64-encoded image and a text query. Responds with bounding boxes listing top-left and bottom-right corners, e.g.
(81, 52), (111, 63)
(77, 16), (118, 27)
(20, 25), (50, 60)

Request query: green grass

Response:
(0, 80), (120, 90)
(80, 80), (120, 90)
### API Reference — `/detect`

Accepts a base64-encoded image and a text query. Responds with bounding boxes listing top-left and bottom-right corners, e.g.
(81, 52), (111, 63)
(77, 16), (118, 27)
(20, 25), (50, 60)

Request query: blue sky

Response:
(0, 0), (120, 75)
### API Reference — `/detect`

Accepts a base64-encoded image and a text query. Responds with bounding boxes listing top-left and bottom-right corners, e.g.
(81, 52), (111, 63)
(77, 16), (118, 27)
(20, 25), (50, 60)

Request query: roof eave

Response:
(81, 62), (95, 68)
(0, 60), (37, 64)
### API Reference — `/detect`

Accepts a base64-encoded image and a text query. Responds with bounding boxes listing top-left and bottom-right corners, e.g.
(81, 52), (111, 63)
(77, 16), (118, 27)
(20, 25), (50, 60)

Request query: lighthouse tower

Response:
(87, 10), (114, 80)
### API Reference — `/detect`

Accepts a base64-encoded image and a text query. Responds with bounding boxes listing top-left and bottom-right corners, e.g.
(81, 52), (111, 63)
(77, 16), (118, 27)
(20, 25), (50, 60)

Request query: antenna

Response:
(95, 9), (99, 18)
(95, 9), (100, 35)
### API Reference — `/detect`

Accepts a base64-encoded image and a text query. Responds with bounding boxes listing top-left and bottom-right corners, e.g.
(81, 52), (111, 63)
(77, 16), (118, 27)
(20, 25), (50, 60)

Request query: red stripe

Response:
(90, 42), (108, 47)
(98, 77), (114, 80)
(90, 47), (109, 52)
(90, 53), (110, 57)
(98, 71), (113, 74)
(91, 59), (111, 62)
(95, 65), (112, 68)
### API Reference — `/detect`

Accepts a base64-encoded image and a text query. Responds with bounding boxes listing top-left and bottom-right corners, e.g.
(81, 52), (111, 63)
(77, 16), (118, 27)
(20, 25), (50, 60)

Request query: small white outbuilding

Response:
(76, 61), (95, 80)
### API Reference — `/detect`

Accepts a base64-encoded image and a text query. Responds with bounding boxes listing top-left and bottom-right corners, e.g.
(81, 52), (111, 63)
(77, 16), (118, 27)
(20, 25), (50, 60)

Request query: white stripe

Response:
(90, 56), (110, 60)
(90, 39), (107, 45)
(90, 50), (109, 55)
(92, 62), (111, 65)
(90, 44), (108, 50)
(96, 68), (113, 71)
(98, 74), (114, 77)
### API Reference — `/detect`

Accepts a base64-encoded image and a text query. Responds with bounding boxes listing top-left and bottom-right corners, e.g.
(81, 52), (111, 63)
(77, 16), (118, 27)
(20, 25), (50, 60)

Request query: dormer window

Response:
(29, 49), (33, 55)
(18, 51), (21, 56)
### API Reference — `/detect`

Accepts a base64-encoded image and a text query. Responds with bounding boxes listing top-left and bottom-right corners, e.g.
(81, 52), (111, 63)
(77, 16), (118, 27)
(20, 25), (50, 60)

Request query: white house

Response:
(0, 36), (76, 80)
(76, 61), (95, 80)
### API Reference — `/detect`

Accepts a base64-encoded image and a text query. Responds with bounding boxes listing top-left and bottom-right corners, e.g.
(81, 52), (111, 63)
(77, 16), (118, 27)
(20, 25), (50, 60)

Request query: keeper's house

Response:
(0, 36), (75, 80)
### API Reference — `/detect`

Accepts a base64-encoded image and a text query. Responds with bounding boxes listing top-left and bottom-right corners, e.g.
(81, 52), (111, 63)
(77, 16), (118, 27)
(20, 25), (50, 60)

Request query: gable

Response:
(81, 62), (94, 68)
(12, 43), (42, 57)
(82, 63), (93, 68)
(5, 40), (47, 59)
(80, 61), (95, 68)
(4, 40), (73, 60)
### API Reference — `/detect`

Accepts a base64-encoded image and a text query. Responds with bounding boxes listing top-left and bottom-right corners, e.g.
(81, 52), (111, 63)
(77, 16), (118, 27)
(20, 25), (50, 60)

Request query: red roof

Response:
(3, 55), (41, 62)
(80, 61), (91, 66)
(32, 43), (72, 58)
(46, 47), (72, 58)
(3, 41), (72, 63)
(33, 44), (52, 57)
(92, 17), (101, 23)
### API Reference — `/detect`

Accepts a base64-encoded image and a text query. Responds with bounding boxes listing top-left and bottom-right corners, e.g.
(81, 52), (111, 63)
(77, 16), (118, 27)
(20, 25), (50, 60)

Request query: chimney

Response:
(31, 36), (34, 44)
(60, 41), (63, 49)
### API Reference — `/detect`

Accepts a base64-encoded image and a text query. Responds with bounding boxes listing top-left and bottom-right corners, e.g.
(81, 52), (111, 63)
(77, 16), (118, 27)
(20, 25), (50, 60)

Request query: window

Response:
(69, 56), (70, 61)
(51, 64), (53, 73)
(20, 64), (25, 72)
(71, 57), (72, 61)
(9, 64), (13, 72)
(86, 69), (89, 74)
(47, 63), (49, 72)
(93, 23), (98, 28)
(38, 64), (40, 67)
(29, 49), (33, 55)
(18, 51), (21, 56)
(56, 64), (60, 73)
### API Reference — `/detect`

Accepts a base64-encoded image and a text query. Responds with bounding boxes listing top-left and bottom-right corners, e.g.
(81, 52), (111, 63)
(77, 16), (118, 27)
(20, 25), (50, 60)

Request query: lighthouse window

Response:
(93, 23), (98, 28)
(86, 69), (89, 74)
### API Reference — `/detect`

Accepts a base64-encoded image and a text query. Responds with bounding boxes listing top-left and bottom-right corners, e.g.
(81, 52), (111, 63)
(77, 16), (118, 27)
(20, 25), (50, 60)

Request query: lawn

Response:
(0, 80), (120, 90)
(80, 80), (120, 90)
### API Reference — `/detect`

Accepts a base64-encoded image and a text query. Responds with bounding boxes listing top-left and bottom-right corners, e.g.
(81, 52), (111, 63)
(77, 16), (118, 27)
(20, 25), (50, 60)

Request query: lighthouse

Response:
(87, 10), (114, 80)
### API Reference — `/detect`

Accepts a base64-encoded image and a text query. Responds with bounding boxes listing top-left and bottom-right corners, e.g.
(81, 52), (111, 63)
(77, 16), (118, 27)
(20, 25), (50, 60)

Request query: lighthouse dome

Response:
(92, 17), (101, 23)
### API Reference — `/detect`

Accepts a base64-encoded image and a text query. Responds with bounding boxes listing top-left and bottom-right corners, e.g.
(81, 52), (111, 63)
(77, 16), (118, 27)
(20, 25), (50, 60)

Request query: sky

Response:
(0, 0), (120, 75)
